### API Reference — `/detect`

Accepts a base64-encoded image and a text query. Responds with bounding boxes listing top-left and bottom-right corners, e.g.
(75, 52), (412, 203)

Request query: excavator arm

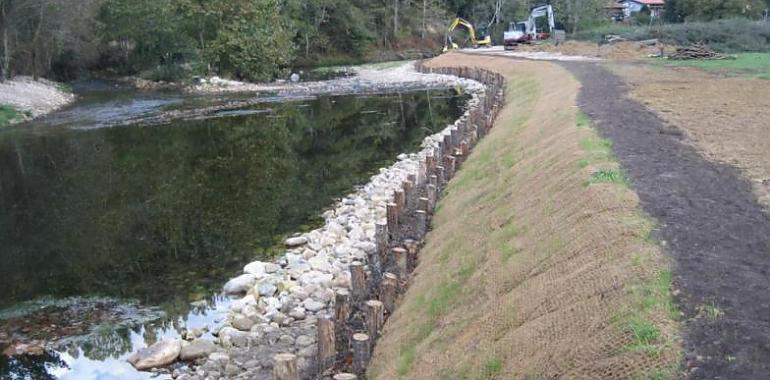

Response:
(444, 17), (492, 52)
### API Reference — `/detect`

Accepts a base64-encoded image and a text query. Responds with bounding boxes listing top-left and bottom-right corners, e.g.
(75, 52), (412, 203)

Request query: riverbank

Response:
(0, 77), (75, 127)
(368, 54), (681, 379)
(146, 66), (489, 380)
(188, 62), (451, 96)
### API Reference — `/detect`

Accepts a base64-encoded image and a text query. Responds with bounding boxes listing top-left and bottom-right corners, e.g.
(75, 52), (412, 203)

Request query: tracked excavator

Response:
(503, 4), (558, 50)
(443, 17), (492, 52)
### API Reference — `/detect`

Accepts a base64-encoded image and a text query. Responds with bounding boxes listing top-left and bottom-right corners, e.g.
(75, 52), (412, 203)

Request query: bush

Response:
(573, 19), (770, 53)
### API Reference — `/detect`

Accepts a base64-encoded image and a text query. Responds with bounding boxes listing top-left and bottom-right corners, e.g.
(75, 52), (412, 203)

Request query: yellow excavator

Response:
(443, 17), (492, 52)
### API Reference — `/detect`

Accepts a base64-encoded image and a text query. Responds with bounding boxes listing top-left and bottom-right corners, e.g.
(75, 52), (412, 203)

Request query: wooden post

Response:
(418, 197), (429, 213)
(418, 159), (426, 186)
(318, 314), (335, 374)
(403, 180), (413, 211)
(392, 247), (407, 278)
(386, 203), (398, 239)
(381, 272), (398, 313)
(394, 189), (405, 215)
(442, 134), (451, 154)
(350, 261), (366, 304)
(334, 289), (351, 355)
(436, 166), (445, 187)
(273, 353), (298, 380)
(427, 184), (437, 211)
(446, 156), (456, 179)
(375, 221), (388, 260)
(415, 210), (427, 239)
(333, 374), (357, 380)
(365, 300), (384, 340)
(460, 141), (469, 160)
(352, 333), (370, 376)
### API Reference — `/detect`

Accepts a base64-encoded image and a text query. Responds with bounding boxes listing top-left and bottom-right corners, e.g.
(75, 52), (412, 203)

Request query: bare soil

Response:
(369, 54), (679, 380)
(612, 63), (770, 209)
(513, 40), (676, 61)
(562, 61), (770, 379)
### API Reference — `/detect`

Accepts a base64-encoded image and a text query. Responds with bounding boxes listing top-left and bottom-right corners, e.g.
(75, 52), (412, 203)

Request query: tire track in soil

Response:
(559, 62), (770, 379)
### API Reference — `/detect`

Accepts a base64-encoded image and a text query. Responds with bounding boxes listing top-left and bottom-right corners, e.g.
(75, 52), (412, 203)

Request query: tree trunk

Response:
(32, 0), (44, 80)
(1, 1), (9, 81)
(421, 0), (426, 38)
(393, 0), (399, 37)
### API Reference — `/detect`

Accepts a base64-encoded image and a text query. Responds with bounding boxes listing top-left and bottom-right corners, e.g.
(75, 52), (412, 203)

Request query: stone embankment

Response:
(154, 64), (505, 380)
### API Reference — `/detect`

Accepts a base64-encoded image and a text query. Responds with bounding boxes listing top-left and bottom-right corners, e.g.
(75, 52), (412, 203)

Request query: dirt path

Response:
(561, 62), (770, 379)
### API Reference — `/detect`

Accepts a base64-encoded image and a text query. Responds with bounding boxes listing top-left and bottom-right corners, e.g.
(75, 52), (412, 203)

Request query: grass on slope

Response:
(369, 58), (681, 380)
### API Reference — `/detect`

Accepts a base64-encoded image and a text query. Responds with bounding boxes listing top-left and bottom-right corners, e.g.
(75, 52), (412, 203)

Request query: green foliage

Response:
(574, 19), (770, 53)
(0, 105), (20, 127)
(587, 169), (628, 186)
(665, 0), (767, 22)
(478, 357), (503, 379)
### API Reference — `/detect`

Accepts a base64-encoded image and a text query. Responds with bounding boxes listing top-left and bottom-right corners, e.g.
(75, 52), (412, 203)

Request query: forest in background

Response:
(0, 0), (768, 82)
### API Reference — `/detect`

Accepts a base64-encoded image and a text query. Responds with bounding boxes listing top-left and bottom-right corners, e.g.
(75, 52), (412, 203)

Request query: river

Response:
(0, 81), (467, 379)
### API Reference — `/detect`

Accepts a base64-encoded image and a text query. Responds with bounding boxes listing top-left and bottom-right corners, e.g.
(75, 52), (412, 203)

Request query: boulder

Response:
(179, 340), (217, 361)
(243, 261), (266, 276)
(285, 236), (308, 247)
(223, 274), (257, 294)
(127, 339), (182, 370)
(232, 316), (255, 332)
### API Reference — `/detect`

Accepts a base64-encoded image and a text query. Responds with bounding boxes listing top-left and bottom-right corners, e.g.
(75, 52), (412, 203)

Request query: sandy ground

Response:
(460, 40), (674, 62)
(613, 64), (770, 209)
(369, 54), (679, 380)
(0, 76), (75, 120)
(190, 62), (464, 95)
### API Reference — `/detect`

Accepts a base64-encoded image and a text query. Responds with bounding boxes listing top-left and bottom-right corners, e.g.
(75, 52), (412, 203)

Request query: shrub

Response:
(573, 19), (770, 52)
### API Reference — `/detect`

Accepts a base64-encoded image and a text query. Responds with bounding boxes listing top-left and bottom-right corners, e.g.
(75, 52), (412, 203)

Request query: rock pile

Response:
(147, 64), (505, 380)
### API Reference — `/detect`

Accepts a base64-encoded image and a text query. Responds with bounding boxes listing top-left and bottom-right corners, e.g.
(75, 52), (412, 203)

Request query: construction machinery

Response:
(443, 17), (492, 52)
(503, 4), (556, 50)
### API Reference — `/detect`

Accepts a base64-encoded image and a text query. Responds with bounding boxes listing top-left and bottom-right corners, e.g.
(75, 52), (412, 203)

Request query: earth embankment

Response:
(368, 54), (680, 380)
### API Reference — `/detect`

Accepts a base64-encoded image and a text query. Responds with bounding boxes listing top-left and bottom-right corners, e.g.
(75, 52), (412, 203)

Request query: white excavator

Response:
(503, 4), (557, 50)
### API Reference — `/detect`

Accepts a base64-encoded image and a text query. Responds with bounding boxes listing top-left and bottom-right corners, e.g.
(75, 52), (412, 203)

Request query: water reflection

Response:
(1, 89), (467, 378)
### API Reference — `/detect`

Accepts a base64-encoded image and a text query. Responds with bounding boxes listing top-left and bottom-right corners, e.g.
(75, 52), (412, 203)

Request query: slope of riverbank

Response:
(0, 77), (75, 126)
(368, 54), (681, 379)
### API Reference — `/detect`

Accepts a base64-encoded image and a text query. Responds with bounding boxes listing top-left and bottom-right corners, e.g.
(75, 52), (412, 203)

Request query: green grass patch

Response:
(629, 318), (661, 348)
(697, 303), (723, 320)
(477, 357), (503, 379)
(397, 345), (417, 377)
(0, 104), (20, 127)
(576, 111), (591, 128)
(587, 169), (628, 186)
(655, 53), (770, 79)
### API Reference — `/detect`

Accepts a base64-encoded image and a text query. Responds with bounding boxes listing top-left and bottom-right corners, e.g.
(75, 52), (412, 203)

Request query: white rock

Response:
(264, 263), (280, 273)
(257, 282), (277, 297)
(303, 299), (325, 312)
(223, 274), (257, 294)
(243, 261), (266, 276)
(127, 339), (181, 370)
(285, 236), (308, 247)
(308, 256), (332, 272)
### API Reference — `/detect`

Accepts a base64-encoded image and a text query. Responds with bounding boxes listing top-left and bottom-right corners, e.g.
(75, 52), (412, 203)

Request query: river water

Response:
(0, 82), (467, 379)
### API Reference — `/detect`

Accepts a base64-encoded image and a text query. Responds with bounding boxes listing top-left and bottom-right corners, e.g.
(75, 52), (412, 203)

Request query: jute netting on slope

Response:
(368, 55), (680, 380)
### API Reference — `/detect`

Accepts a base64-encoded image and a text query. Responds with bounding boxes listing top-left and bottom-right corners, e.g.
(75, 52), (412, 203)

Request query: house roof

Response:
(628, 0), (665, 5)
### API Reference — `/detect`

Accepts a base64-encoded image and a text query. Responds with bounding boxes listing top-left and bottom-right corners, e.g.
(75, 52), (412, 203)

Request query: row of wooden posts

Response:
(272, 64), (506, 380)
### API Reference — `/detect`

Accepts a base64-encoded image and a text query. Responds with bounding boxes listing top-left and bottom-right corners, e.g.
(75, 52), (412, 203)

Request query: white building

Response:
(618, 0), (665, 19)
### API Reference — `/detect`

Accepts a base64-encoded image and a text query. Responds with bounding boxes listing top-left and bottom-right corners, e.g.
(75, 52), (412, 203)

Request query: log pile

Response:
(668, 43), (733, 60)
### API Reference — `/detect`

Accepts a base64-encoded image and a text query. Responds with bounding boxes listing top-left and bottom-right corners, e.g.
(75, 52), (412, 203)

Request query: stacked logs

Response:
(272, 64), (506, 380)
(668, 43), (733, 60)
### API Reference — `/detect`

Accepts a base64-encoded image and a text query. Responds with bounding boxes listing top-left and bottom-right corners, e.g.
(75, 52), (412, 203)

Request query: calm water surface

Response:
(0, 84), (467, 379)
